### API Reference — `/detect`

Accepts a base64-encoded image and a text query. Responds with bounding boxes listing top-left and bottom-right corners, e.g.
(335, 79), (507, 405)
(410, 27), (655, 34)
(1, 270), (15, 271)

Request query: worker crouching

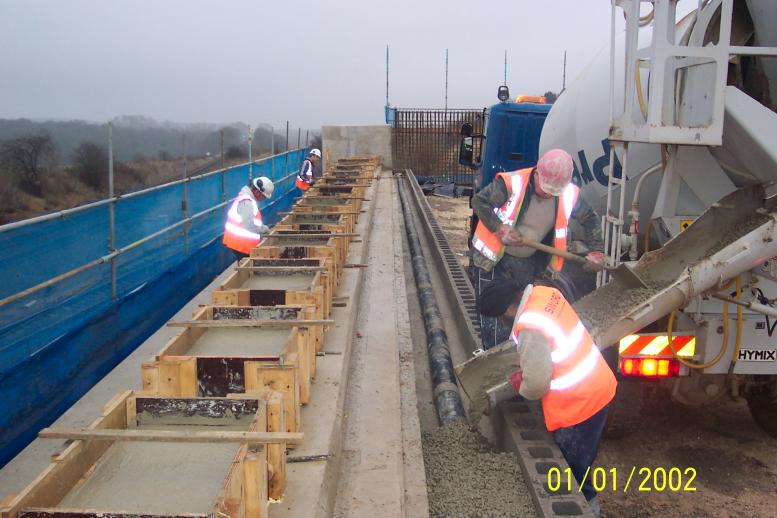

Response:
(481, 280), (616, 518)
(223, 176), (274, 261)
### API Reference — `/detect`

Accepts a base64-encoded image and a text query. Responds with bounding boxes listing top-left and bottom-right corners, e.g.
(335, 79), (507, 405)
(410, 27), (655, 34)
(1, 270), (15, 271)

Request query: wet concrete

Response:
(244, 272), (315, 290)
(59, 441), (238, 513)
(573, 280), (662, 337)
(422, 420), (535, 518)
(186, 328), (290, 356)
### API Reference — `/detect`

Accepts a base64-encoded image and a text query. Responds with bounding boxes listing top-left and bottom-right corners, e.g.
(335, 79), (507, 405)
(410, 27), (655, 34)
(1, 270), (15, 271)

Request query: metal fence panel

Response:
(391, 108), (484, 184)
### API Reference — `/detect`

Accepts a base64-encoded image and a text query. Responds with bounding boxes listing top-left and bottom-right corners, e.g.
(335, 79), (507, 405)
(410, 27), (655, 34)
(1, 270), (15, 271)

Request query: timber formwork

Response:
(1, 156), (381, 518)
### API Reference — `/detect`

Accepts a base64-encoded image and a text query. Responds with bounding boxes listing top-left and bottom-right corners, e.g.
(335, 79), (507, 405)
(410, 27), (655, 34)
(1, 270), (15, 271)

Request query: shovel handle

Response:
(520, 238), (604, 271)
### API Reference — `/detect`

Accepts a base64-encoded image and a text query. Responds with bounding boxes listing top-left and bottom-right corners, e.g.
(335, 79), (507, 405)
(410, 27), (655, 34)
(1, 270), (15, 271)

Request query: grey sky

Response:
(1, 1), (642, 129)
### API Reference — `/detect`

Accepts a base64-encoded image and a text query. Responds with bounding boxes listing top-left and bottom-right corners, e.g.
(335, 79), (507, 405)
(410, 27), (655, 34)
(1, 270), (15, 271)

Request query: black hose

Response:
(397, 173), (465, 424)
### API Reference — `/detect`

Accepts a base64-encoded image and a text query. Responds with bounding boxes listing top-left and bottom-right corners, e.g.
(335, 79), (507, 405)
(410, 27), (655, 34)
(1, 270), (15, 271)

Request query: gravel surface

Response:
(423, 420), (536, 518)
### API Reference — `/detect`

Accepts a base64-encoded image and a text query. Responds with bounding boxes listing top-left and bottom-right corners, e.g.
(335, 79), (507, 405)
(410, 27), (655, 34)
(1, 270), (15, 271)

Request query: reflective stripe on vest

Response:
(223, 192), (263, 254)
(551, 184), (580, 272)
(512, 285), (617, 431)
(472, 170), (579, 270)
(471, 169), (532, 264)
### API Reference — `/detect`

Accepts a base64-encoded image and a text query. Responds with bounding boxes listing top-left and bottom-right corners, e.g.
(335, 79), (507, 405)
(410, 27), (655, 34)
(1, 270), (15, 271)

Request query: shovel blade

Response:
(455, 342), (520, 400)
(609, 262), (648, 289)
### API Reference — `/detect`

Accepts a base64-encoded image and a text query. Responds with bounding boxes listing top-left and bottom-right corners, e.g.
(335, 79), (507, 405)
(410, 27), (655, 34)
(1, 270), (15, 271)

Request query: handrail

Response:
(0, 148), (304, 233)
(0, 149), (307, 308)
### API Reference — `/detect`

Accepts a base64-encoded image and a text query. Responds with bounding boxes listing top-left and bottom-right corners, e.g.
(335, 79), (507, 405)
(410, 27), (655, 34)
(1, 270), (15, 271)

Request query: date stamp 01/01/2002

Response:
(548, 467), (698, 493)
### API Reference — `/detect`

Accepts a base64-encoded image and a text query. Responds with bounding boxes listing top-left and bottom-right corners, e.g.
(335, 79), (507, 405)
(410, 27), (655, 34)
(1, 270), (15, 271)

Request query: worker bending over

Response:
(223, 176), (274, 261)
(480, 280), (616, 518)
(295, 148), (321, 192)
(471, 148), (603, 349)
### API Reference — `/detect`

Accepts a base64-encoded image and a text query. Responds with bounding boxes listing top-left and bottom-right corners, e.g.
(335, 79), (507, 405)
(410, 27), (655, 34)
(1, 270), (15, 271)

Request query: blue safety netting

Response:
(0, 148), (309, 467)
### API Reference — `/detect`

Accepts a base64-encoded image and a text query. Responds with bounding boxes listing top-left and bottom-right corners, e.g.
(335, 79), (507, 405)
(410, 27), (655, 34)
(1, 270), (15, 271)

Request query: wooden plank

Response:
(244, 365), (299, 434)
(125, 397), (137, 429)
(19, 511), (206, 518)
(167, 319), (333, 327)
(243, 449), (268, 518)
(265, 393), (286, 501)
(38, 428), (303, 444)
(268, 232), (359, 238)
(235, 266), (327, 272)
(278, 211), (361, 215)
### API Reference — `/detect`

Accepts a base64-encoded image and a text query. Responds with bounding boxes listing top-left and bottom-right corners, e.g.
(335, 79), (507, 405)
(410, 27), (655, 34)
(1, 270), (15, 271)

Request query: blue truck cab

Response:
(459, 87), (552, 190)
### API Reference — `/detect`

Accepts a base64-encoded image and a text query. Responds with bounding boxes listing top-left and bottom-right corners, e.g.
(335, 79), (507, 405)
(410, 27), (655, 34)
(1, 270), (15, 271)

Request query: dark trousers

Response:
(475, 254), (542, 349)
(233, 250), (249, 264)
(553, 405), (609, 502)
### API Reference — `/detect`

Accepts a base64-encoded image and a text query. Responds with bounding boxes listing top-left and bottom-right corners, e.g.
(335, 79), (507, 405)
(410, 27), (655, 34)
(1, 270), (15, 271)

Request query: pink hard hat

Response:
(536, 149), (574, 196)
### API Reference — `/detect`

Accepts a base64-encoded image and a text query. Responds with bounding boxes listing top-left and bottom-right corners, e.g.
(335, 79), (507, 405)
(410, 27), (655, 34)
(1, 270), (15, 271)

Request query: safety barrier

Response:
(0, 148), (309, 467)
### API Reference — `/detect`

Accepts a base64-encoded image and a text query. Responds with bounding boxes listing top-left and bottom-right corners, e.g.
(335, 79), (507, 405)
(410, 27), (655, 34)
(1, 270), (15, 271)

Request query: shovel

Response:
(519, 237), (648, 289)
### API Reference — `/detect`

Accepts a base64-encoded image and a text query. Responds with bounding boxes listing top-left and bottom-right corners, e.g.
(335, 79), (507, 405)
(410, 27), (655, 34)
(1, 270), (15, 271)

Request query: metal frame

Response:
(611, 0), (777, 146)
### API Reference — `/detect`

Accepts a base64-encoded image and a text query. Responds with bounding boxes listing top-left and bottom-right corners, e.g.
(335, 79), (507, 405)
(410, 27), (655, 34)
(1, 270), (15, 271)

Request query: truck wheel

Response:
(603, 380), (644, 439)
(746, 378), (777, 438)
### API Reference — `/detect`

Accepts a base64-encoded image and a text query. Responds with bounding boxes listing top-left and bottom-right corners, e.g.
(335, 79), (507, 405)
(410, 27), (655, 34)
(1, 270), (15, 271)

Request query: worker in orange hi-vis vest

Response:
(480, 280), (616, 518)
(223, 176), (273, 262)
(295, 148), (321, 192)
(471, 149), (604, 350)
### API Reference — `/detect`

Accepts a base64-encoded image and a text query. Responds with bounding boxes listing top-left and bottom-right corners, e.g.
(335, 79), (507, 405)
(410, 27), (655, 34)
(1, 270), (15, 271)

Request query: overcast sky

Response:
(0, 1), (691, 129)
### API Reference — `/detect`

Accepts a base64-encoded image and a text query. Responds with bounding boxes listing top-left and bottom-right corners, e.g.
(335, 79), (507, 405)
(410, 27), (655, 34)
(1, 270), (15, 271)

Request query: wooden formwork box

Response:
(269, 229), (350, 278)
(294, 196), (362, 216)
(217, 258), (331, 354)
(218, 256), (332, 319)
(277, 211), (355, 236)
(251, 235), (342, 288)
(141, 305), (304, 434)
(0, 391), (293, 518)
(328, 168), (373, 180)
(306, 184), (368, 199)
(316, 176), (374, 186)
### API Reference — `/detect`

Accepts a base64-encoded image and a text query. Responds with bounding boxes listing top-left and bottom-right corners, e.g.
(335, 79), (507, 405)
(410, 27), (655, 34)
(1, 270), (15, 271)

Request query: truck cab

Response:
(459, 86), (551, 190)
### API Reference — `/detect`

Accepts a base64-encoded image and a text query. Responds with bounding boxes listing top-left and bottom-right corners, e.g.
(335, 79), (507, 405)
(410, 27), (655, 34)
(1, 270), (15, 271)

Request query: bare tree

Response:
(72, 141), (108, 190)
(0, 132), (56, 196)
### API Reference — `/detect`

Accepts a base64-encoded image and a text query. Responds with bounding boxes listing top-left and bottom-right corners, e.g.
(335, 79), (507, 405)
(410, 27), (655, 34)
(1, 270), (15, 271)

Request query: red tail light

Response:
(619, 357), (680, 377)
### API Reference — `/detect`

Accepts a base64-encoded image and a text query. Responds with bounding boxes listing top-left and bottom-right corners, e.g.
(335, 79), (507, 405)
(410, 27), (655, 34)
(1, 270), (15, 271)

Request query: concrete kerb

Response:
(272, 167), (381, 518)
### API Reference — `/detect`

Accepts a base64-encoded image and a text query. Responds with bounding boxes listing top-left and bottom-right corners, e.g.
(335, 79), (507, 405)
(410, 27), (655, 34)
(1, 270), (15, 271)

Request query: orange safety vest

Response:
(223, 191), (264, 254)
(511, 285), (616, 431)
(471, 169), (580, 271)
(295, 177), (311, 191)
(296, 159), (314, 191)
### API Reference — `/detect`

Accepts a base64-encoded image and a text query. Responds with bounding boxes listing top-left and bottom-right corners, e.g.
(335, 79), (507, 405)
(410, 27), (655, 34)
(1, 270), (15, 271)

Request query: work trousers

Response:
(553, 405), (609, 502)
(232, 249), (249, 264)
(474, 253), (542, 349)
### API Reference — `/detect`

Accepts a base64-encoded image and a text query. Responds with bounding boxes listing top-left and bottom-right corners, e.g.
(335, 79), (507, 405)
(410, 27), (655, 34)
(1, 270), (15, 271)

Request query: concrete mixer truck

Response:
(461, 0), (777, 437)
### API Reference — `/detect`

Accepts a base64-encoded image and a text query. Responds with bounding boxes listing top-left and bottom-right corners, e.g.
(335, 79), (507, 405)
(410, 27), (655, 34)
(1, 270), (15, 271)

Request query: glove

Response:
(509, 370), (523, 393)
(584, 251), (605, 271)
(495, 224), (523, 246)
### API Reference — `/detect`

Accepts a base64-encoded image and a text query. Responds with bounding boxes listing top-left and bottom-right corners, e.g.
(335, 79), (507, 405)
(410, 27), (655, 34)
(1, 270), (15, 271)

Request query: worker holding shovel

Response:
(479, 279), (616, 518)
(470, 148), (604, 349)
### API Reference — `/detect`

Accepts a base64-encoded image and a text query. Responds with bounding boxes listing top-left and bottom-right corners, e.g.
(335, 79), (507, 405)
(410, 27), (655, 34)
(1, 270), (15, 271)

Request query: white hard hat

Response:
(252, 176), (274, 199)
(309, 148), (322, 158)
